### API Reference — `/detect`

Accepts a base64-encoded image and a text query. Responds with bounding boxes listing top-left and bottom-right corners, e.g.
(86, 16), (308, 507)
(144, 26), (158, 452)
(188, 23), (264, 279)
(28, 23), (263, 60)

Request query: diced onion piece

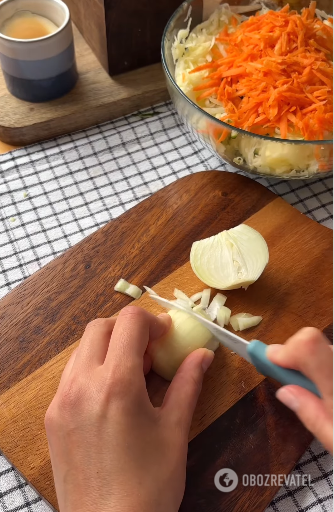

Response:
(216, 306), (231, 327)
(200, 288), (211, 308)
(173, 288), (195, 307)
(193, 304), (212, 321)
(147, 309), (213, 381)
(190, 291), (203, 303)
(127, 284), (142, 299)
(144, 286), (157, 295)
(114, 278), (128, 294)
(114, 278), (142, 299)
(230, 313), (262, 331)
(206, 293), (227, 320)
(190, 224), (269, 290)
(237, 315), (262, 331)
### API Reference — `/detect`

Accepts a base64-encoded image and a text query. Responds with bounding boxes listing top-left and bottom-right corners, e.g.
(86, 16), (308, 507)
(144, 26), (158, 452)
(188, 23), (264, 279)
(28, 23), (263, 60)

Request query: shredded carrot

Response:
(193, 79), (220, 91)
(188, 62), (217, 74)
(191, 2), (333, 140)
(309, 1), (316, 18)
(312, 70), (333, 88)
(196, 87), (219, 100)
(280, 113), (288, 139)
(218, 128), (230, 142)
(302, 100), (327, 113)
(231, 14), (239, 27)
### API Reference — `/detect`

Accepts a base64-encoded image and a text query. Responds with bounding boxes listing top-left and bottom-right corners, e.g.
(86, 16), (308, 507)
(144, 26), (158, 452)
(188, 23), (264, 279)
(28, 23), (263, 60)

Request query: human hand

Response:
(267, 328), (333, 453)
(45, 306), (214, 512)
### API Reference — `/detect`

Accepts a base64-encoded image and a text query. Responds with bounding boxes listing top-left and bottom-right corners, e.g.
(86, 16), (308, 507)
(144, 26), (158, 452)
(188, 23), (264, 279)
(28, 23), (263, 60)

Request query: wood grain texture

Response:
(64, 0), (108, 71)
(0, 25), (168, 146)
(0, 172), (332, 511)
(181, 379), (313, 512)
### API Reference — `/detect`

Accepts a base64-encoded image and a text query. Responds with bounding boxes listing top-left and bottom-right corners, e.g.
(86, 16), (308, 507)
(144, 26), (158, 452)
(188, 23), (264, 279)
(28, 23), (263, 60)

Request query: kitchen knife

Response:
(149, 293), (320, 398)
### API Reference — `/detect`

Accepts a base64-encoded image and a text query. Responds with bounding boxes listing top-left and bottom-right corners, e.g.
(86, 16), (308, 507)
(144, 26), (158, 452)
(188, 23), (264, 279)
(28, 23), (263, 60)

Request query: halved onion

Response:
(190, 224), (269, 290)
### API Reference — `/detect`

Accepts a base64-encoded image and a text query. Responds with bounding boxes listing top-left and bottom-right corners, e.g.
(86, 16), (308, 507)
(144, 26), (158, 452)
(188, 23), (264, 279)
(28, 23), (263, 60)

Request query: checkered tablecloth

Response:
(0, 102), (333, 512)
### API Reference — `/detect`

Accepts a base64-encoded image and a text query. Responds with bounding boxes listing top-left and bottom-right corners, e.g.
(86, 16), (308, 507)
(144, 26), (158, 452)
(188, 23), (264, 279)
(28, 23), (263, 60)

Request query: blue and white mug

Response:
(0, 0), (78, 102)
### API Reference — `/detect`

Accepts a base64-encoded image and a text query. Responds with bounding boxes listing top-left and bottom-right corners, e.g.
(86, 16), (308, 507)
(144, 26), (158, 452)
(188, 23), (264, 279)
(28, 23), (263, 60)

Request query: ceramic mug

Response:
(0, 0), (78, 102)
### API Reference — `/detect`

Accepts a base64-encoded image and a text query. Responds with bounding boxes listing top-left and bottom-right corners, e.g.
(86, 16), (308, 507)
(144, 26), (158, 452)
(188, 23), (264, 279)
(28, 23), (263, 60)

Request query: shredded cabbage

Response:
(229, 136), (319, 176)
(173, 5), (237, 102)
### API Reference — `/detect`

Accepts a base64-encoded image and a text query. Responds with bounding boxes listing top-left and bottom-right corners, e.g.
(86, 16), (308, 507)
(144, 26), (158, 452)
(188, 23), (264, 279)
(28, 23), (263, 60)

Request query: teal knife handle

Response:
(248, 340), (321, 398)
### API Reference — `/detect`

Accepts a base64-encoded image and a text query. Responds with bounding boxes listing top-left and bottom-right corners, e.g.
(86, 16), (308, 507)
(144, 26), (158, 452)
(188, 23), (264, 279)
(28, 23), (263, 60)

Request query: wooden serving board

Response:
(0, 24), (168, 147)
(0, 172), (332, 511)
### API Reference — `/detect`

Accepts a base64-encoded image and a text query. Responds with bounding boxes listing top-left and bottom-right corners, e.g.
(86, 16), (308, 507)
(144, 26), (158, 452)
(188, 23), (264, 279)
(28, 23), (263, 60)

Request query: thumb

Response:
(276, 385), (333, 453)
(161, 348), (214, 434)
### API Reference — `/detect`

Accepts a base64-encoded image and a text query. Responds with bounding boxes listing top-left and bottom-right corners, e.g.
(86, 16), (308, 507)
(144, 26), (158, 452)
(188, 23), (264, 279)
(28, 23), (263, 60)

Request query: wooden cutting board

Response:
(0, 24), (168, 147)
(0, 172), (332, 511)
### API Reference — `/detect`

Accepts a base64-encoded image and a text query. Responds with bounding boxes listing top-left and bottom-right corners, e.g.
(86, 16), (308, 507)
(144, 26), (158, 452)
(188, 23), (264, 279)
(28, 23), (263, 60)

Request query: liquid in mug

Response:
(0, 10), (58, 39)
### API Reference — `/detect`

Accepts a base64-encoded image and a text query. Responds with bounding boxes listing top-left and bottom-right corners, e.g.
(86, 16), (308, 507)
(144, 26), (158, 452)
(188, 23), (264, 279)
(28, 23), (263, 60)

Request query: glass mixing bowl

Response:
(161, 0), (333, 179)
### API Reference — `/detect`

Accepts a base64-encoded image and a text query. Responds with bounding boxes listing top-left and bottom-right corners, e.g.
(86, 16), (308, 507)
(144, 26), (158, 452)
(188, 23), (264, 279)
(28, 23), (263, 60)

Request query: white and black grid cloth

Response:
(0, 102), (333, 512)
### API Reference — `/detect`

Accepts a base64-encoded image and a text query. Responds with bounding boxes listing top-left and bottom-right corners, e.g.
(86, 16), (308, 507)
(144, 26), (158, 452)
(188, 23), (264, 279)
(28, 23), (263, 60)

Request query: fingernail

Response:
(267, 344), (283, 358)
(158, 313), (172, 324)
(276, 387), (299, 412)
(202, 350), (215, 373)
(157, 313), (172, 330)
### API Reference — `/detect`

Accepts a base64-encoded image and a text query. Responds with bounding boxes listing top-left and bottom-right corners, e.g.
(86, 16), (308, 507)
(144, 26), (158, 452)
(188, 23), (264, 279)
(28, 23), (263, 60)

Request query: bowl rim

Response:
(161, 0), (333, 146)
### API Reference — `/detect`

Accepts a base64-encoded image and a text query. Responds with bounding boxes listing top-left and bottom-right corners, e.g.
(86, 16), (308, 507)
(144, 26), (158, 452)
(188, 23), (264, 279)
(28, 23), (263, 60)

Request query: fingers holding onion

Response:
(147, 309), (217, 381)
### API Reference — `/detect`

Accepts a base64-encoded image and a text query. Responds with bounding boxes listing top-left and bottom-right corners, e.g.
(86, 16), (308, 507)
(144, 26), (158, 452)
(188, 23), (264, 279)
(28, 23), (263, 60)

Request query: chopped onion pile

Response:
(148, 285), (263, 332)
(190, 224), (269, 290)
(114, 278), (142, 299)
